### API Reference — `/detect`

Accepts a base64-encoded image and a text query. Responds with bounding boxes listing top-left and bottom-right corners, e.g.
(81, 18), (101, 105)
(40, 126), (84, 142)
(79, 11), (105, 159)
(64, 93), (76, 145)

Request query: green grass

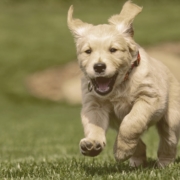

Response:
(1, 157), (180, 179)
(0, 0), (180, 179)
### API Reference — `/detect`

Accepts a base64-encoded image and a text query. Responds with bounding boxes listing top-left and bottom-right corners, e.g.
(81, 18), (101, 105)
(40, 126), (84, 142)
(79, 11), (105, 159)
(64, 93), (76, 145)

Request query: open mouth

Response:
(91, 73), (118, 95)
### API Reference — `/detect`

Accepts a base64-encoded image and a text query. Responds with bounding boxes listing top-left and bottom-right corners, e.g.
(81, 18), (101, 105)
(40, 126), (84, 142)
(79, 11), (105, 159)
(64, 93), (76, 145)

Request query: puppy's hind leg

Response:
(156, 109), (180, 168)
(129, 139), (147, 167)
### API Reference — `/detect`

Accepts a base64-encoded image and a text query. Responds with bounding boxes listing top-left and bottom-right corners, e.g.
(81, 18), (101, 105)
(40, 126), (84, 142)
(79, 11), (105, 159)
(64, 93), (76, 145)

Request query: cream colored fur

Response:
(67, 1), (180, 167)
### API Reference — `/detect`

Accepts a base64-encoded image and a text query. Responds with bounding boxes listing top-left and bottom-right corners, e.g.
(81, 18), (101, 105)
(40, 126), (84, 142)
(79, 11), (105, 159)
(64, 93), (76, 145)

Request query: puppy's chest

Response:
(110, 96), (133, 123)
(114, 99), (132, 118)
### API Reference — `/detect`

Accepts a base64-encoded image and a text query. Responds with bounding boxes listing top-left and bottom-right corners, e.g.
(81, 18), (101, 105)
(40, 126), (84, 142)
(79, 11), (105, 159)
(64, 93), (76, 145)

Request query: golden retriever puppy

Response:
(67, 1), (180, 167)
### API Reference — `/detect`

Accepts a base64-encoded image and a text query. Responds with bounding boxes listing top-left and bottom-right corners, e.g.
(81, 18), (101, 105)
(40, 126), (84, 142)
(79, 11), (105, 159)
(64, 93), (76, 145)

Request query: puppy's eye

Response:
(85, 49), (92, 54)
(109, 48), (117, 53)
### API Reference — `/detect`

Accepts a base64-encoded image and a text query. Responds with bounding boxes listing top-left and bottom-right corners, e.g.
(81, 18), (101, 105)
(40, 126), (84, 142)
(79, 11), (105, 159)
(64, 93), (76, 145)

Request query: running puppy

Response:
(67, 1), (180, 167)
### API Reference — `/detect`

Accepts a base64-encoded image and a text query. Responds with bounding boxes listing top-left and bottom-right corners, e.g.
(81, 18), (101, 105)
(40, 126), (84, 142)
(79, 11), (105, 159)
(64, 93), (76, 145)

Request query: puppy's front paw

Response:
(114, 148), (134, 162)
(79, 138), (105, 157)
(129, 157), (147, 167)
(114, 138), (138, 162)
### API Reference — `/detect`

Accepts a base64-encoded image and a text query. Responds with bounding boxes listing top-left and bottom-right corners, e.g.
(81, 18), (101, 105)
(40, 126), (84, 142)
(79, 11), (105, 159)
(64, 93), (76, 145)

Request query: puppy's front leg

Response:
(114, 97), (160, 162)
(80, 106), (109, 157)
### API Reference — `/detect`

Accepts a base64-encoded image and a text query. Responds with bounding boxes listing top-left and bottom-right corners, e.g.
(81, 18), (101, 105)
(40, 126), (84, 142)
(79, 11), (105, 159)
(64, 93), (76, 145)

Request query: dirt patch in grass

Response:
(26, 42), (180, 104)
(26, 61), (82, 104)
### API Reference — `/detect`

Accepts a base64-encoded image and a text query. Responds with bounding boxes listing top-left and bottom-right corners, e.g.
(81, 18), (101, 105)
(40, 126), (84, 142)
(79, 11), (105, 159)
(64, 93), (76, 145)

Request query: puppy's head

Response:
(67, 1), (142, 96)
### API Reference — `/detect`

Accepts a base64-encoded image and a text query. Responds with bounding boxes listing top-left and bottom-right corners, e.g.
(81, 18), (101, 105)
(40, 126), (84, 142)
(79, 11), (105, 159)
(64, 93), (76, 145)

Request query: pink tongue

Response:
(96, 77), (111, 91)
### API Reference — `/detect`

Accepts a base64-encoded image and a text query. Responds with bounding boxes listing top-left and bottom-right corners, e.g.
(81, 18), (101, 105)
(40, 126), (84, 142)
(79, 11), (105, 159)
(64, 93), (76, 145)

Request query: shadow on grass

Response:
(82, 158), (159, 176)
(82, 156), (180, 176)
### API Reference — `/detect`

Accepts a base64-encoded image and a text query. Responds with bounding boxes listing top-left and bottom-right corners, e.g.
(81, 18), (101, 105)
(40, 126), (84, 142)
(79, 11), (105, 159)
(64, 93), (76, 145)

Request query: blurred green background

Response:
(0, 0), (180, 163)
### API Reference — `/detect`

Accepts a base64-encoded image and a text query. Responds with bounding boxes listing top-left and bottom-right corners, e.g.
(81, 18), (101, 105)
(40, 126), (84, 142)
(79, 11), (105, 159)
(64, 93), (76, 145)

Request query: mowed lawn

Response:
(0, 1), (180, 179)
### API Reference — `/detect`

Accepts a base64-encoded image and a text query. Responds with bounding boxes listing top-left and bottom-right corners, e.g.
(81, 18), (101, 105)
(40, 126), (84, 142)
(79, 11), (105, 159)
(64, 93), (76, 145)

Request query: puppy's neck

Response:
(124, 51), (140, 81)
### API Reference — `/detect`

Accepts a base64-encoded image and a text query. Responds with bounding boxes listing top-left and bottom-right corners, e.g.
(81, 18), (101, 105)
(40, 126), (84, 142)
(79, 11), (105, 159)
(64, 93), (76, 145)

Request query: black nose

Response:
(93, 63), (106, 73)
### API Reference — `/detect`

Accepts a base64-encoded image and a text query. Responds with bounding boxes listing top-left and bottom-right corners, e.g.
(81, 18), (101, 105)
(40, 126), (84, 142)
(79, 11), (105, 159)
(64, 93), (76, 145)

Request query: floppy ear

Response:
(108, 1), (142, 37)
(67, 5), (93, 39)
